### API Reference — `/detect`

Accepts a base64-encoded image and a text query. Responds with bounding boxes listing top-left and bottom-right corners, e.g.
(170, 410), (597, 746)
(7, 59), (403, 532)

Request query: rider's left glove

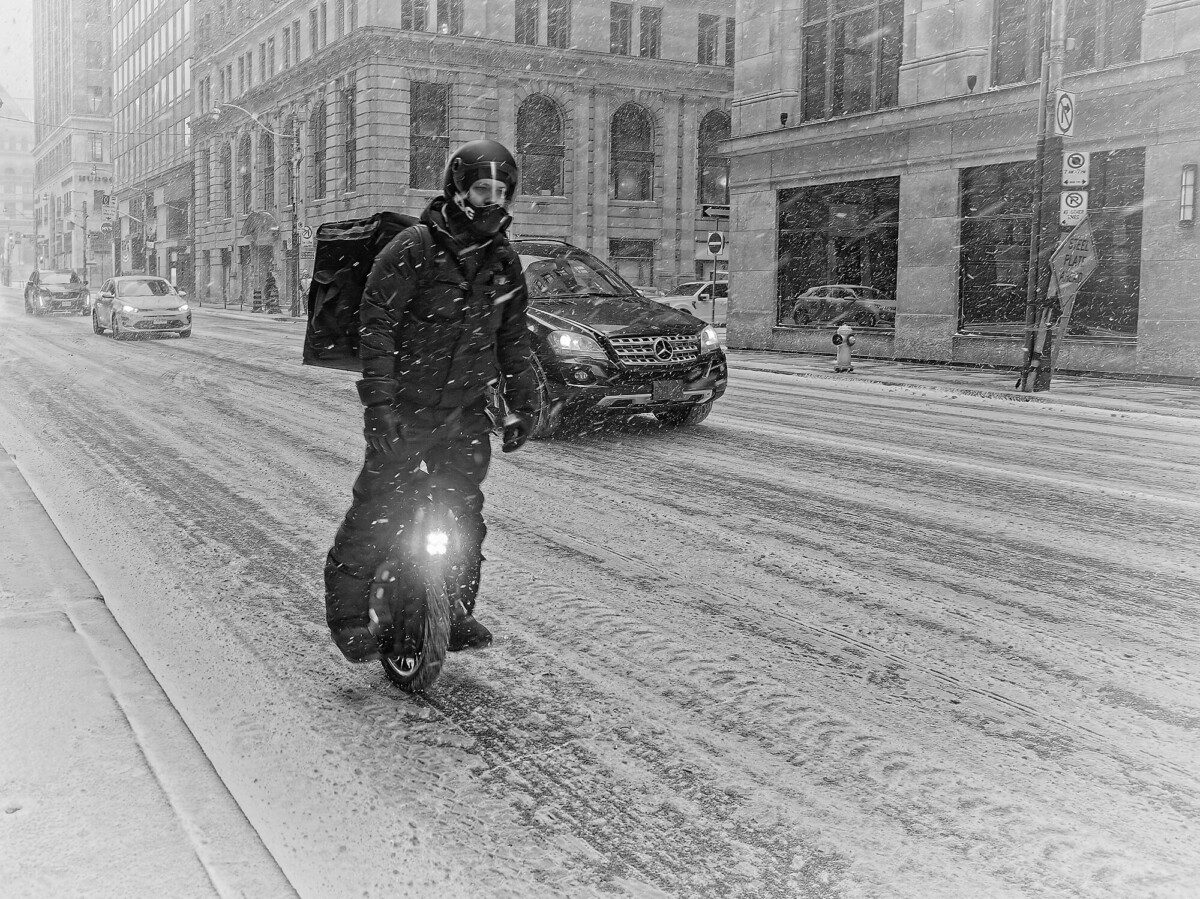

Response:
(358, 378), (399, 456)
(501, 412), (533, 453)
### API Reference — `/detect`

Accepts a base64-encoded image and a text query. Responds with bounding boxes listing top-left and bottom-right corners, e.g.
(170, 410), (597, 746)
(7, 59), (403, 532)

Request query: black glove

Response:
(501, 412), (533, 453)
(364, 404), (399, 456)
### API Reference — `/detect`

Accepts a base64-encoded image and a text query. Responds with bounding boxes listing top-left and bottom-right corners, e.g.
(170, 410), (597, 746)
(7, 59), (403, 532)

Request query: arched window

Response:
(311, 100), (327, 200)
(611, 103), (653, 201)
(260, 131), (275, 208)
(516, 95), (564, 196)
(221, 144), (232, 217)
(698, 111), (730, 206)
(237, 133), (252, 213)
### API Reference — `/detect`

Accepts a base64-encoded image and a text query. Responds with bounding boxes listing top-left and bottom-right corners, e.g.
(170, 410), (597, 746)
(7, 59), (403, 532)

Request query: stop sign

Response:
(707, 231), (725, 255)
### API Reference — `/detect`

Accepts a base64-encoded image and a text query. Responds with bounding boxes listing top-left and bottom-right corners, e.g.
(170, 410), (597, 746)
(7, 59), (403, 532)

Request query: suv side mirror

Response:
(100, 290), (115, 299)
(177, 289), (187, 297)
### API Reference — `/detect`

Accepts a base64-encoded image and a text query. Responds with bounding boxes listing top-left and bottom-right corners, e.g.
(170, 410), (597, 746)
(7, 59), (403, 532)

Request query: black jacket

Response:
(358, 197), (537, 416)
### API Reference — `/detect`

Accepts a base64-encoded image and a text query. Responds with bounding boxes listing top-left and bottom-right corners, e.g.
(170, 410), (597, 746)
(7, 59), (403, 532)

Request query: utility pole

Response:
(1018, 0), (1068, 392)
(81, 201), (88, 283)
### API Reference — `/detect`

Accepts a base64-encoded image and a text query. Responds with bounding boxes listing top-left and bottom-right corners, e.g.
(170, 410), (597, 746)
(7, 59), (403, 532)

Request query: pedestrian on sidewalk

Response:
(263, 270), (282, 314)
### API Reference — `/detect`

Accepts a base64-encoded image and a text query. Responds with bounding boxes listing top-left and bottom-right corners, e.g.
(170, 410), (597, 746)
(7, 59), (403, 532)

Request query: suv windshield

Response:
(515, 242), (636, 299)
(119, 279), (173, 297)
(42, 271), (78, 284)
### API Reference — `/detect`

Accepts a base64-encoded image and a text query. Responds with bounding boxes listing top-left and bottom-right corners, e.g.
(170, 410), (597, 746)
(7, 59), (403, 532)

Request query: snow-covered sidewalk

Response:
(0, 451), (296, 899)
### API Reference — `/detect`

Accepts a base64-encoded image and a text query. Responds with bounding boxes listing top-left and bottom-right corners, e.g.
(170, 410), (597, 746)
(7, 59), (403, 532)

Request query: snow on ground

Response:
(2, 298), (1198, 898)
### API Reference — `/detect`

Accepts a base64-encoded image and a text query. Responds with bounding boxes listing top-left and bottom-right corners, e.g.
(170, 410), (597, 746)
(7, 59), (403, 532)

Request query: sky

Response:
(0, 0), (34, 115)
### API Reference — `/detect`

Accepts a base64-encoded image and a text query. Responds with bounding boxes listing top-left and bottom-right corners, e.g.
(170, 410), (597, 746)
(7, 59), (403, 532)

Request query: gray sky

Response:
(0, 0), (34, 114)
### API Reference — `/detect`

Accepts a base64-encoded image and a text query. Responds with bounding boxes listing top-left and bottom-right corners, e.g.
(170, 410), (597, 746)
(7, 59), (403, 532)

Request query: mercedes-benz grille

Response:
(608, 334), (700, 366)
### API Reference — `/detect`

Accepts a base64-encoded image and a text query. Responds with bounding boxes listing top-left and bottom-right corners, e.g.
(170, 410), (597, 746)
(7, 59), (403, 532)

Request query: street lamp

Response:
(209, 103), (304, 316)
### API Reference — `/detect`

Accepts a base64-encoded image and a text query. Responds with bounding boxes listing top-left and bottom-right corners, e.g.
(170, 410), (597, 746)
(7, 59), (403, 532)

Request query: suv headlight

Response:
(699, 325), (721, 354)
(549, 330), (608, 360)
(178, 303), (189, 311)
(121, 304), (138, 313)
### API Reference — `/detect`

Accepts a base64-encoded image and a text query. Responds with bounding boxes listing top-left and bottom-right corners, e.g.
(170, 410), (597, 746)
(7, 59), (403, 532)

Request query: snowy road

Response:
(2, 292), (1198, 898)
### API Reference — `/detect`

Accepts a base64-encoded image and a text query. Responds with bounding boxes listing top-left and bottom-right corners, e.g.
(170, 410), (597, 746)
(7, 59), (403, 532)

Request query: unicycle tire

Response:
(380, 579), (451, 693)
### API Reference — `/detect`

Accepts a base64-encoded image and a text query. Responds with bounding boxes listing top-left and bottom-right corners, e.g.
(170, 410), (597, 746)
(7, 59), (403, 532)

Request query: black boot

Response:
(449, 611), (493, 652)
(329, 616), (382, 663)
(325, 552), (380, 663)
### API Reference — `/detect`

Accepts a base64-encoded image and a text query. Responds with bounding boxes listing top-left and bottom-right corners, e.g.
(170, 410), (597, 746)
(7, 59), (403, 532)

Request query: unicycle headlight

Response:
(425, 529), (450, 557)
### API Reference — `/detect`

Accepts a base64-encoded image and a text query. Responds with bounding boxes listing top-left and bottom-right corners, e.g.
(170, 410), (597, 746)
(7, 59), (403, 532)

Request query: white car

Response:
(92, 275), (192, 339)
(658, 280), (728, 326)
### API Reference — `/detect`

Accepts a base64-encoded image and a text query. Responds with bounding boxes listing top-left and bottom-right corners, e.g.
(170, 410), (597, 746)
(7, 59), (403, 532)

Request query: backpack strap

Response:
(410, 223), (436, 289)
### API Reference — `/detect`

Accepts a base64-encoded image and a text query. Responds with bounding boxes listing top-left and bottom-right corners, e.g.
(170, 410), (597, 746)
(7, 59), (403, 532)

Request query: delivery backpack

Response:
(301, 210), (433, 370)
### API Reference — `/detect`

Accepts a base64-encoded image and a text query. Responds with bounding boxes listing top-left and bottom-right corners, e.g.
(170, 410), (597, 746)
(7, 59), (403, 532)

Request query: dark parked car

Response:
(302, 213), (727, 437)
(789, 284), (896, 328)
(24, 269), (89, 316)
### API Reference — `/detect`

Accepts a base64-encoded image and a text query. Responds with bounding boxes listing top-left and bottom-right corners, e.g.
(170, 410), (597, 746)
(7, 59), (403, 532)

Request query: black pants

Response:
(324, 405), (492, 629)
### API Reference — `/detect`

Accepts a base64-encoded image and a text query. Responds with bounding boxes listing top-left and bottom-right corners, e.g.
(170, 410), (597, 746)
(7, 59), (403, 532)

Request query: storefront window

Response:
(777, 176), (899, 329)
(958, 151), (1143, 337)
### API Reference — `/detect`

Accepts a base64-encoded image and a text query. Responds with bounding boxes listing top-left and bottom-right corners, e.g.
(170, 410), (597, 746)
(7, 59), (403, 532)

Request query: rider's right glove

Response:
(501, 412), (533, 453)
(358, 378), (399, 456)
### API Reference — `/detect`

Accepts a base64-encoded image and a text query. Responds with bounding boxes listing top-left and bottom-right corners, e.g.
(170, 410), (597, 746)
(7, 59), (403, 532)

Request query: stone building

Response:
(190, 0), (735, 310)
(0, 86), (37, 284)
(110, 0), (195, 291)
(32, 0), (116, 284)
(728, 0), (1200, 379)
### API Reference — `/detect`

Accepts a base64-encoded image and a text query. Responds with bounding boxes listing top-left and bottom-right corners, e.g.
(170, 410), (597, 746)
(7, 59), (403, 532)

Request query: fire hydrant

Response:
(832, 324), (856, 372)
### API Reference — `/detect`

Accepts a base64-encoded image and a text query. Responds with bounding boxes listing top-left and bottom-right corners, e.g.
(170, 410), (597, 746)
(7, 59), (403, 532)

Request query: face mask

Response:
(453, 192), (512, 236)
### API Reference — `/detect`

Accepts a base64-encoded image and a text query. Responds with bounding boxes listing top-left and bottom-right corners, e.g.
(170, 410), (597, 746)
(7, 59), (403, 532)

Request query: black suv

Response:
(302, 214), (727, 438)
(512, 239), (726, 436)
(24, 269), (89, 316)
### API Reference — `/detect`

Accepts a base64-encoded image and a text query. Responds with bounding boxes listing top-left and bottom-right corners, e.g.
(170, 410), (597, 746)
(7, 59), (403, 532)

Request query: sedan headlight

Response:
(121, 304), (138, 313)
(549, 329), (608, 360)
(699, 325), (721, 354)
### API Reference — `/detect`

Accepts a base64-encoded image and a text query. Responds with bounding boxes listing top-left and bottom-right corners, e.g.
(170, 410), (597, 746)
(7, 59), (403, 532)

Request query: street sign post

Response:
(701, 204), (730, 220)
(1059, 189), (1088, 227)
(1061, 151), (1090, 187)
(1053, 89), (1076, 136)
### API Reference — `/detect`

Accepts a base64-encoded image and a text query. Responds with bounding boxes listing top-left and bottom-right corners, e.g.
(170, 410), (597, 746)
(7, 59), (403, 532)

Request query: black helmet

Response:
(443, 139), (519, 200)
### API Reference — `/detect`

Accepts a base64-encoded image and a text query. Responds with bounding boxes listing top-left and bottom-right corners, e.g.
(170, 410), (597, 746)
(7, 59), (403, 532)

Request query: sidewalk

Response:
(725, 347), (1200, 417)
(0, 451), (296, 899)
(191, 305), (1200, 417)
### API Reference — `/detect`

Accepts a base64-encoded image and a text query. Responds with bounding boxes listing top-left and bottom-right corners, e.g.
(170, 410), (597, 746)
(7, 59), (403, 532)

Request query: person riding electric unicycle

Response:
(324, 139), (538, 665)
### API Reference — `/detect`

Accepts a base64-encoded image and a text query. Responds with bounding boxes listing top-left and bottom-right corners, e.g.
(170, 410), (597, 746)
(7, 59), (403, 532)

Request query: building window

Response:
(725, 17), (736, 66)
(350, 0), (358, 30)
(611, 2), (632, 54)
(90, 133), (104, 161)
(238, 133), (253, 213)
(320, 1), (329, 45)
(611, 103), (653, 201)
(293, 19), (302, 61)
(336, 0), (345, 37)
(259, 42), (266, 82)
(639, 6), (661, 58)
(268, 37), (276, 75)
(699, 14), (720, 65)
(238, 55), (246, 94)
(609, 238), (654, 285)
(698, 111), (729, 205)
(992, 0), (1041, 86)
(958, 151), (1143, 337)
(1065, 0), (1143, 73)
(437, 0), (463, 34)
(777, 177), (899, 329)
(410, 82), (448, 190)
(311, 100), (327, 199)
(261, 131), (275, 208)
(515, 0), (538, 44)
(548, 0), (570, 48)
(343, 84), (357, 191)
(958, 161), (1034, 332)
(283, 26), (292, 67)
(221, 144), (233, 216)
(310, 8), (319, 54)
(200, 148), (211, 214)
(401, 0), (428, 30)
(516, 95), (564, 196)
(802, 0), (903, 121)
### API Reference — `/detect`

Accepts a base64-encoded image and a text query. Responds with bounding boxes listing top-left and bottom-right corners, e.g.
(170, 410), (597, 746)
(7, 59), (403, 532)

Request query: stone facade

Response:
(728, 0), (1200, 379)
(191, 0), (734, 310)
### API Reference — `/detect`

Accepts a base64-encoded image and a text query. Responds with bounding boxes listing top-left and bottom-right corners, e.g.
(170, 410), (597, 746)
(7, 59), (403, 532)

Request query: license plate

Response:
(652, 380), (683, 402)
